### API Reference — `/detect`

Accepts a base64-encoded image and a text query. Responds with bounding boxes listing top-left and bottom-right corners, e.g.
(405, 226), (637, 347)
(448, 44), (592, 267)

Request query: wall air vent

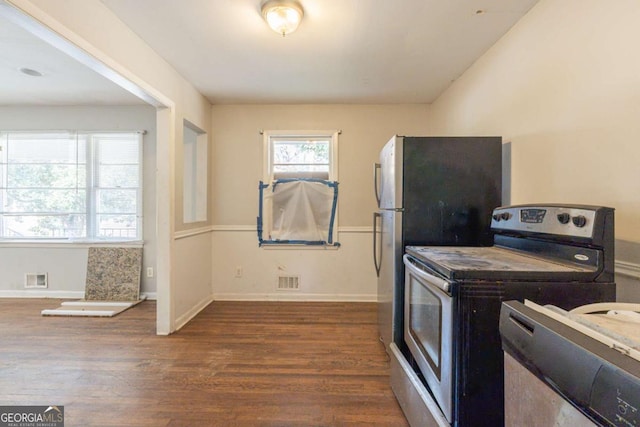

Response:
(25, 273), (48, 289)
(277, 275), (300, 291)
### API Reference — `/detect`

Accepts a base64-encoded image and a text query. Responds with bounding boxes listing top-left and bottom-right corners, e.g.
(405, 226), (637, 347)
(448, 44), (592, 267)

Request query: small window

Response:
(259, 130), (339, 246)
(0, 131), (142, 241)
(264, 130), (338, 183)
(272, 138), (330, 180)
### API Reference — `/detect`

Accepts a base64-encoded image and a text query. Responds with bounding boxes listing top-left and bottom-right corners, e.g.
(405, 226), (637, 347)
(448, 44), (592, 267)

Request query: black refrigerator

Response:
(373, 135), (502, 351)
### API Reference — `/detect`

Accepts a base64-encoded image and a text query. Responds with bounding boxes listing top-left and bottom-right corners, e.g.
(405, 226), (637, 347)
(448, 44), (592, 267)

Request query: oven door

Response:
(403, 254), (453, 423)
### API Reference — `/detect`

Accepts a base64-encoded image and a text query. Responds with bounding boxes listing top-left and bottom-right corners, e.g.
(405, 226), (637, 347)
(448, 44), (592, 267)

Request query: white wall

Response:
(0, 105), (157, 297)
(174, 230), (214, 326)
(428, 0), (640, 243)
(427, 0), (640, 300)
(0, 247), (88, 297)
(616, 240), (640, 302)
(211, 104), (431, 300)
(212, 230), (377, 301)
(10, 0), (213, 333)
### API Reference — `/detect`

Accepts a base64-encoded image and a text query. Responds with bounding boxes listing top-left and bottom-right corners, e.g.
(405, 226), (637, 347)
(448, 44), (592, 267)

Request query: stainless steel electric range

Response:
(389, 204), (616, 427)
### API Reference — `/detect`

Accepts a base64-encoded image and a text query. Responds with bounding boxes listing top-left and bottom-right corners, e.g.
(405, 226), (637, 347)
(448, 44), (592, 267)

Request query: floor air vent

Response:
(25, 273), (48, 288)
(277, 275), (300, 291)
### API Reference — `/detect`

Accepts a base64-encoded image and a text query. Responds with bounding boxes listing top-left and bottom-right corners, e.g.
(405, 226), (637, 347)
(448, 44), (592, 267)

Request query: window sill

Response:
(0, 240), (144, 249)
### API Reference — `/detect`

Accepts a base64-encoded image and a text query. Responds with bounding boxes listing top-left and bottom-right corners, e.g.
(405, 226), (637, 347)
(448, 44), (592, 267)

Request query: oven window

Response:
(409, 276), (442, 373)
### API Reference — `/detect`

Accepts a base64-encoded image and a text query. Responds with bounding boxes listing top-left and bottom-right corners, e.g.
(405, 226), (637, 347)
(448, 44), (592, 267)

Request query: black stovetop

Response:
(405, 245), (597, 281)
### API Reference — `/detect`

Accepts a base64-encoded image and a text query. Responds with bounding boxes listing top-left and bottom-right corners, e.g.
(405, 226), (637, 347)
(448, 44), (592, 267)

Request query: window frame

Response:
(263, 130), (339, 183)
(261, 130), (340, 248)
(0, 130), (143, 242)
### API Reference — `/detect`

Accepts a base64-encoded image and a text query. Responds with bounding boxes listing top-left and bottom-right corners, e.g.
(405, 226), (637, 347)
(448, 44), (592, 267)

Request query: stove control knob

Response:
(492, 214), (501, 221)
(557, 213), (571, 224)
(501, 212), (512, 221)
(572, 215), (587, 228)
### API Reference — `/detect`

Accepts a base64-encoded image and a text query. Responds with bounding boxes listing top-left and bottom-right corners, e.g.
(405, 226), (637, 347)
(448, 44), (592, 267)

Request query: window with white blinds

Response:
(0, 131), (142, 241)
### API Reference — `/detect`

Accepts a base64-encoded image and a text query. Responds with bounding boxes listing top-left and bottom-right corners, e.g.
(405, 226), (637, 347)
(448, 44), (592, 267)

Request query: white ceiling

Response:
(0, 12), (144, 106)
(101, 0), (540, 104)
(0, 0), (540, 106)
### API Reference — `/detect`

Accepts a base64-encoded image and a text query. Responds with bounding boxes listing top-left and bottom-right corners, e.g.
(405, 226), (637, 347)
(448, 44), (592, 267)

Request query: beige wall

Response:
(428, 0), (640, 243)
(211, 104), (431, 227)
(211, 104), (430, 300)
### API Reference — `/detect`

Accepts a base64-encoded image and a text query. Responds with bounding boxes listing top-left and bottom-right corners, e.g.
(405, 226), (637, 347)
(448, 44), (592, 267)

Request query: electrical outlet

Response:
(235, 266), (242, 278)
(146, 267), (154, 278)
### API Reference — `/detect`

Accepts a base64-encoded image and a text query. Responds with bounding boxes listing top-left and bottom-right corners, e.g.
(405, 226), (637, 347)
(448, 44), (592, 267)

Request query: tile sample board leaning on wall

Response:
(85, 247), (143, 301)
(41, 247), (145, 317)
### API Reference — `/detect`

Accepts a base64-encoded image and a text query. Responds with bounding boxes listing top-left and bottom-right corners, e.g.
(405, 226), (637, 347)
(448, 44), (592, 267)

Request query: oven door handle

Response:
(403, 254), (451, 294)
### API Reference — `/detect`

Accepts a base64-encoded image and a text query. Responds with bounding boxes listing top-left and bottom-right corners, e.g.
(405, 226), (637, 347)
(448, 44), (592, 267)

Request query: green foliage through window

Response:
(0, 131), (142, 240)
(272, 138), (330, 175)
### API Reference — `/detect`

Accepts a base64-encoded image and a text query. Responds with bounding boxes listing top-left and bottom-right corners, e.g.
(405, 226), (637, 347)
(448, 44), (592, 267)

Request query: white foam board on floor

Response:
(41, 296), (146, 317)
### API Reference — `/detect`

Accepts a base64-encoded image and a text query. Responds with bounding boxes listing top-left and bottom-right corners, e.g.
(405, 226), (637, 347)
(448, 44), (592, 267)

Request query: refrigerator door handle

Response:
(373, 163), (381, 207)
(373, 212), (382, 277)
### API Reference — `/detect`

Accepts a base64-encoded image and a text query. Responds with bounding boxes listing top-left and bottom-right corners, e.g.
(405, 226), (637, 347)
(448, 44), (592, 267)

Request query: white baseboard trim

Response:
(212, 293), (377, 302)
(173, 294), (215, 332)
(141, 292), (157, 300)
(616, 260), (640, 280)
(0, 290), (84, 299)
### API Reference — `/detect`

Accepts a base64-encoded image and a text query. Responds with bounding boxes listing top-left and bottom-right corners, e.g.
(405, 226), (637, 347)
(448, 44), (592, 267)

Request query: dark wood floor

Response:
(0, 299), (409, 427)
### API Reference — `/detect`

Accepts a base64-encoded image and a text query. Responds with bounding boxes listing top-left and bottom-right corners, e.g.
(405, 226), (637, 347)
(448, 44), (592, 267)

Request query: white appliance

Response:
(501, 300), (640, 426)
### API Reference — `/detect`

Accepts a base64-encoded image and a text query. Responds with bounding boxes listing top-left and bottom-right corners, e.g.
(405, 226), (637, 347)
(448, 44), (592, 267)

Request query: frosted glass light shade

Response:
(261, 1), (303, 36)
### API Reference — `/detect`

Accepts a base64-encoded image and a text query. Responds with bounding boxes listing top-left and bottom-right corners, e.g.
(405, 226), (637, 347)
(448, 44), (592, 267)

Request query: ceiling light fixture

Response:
(261, 0), (304, 37)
